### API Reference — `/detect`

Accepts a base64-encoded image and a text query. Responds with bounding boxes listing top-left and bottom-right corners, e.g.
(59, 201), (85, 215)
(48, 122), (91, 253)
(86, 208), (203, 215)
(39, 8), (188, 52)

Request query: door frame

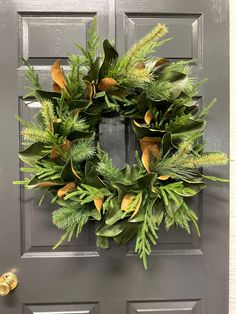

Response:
(230, 1), (236, 313)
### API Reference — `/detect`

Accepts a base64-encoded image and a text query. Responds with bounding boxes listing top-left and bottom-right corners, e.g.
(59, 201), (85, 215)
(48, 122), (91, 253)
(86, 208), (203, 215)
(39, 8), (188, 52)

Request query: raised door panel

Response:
(115, 3), (204, 255)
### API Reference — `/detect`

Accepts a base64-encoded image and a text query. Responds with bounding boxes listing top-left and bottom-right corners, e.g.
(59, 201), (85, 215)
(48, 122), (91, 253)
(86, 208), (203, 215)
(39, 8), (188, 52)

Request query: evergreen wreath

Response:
(14, 19), (228, 269)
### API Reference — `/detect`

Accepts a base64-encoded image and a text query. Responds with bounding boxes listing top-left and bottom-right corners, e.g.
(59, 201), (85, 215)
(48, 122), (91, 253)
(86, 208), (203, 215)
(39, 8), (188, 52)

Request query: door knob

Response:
(0, 272), (18, 296)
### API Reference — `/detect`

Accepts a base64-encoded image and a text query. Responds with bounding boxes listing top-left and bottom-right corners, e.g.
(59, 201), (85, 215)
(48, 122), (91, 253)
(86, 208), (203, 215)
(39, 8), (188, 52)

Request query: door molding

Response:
(230, 1), (235, 313)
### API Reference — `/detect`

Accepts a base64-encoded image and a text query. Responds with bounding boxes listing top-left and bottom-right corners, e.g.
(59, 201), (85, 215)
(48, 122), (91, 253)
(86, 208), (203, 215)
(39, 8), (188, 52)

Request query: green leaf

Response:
(174, 187), (198, 197)
(202, 175), (229, 182)
(34, 90), (61, 106)
(60, 158), (77, 182)
(170, 74), (188, 98)
(106, 198), (127, 225)
(113, 223), (139, 245)
(18, 142), (48, 166)
(96, 220), (128, 237)
(96, 236), (109, 249)
(99, 39), (118, 80)
(131, 120), (166, 139)
(137, 173), (157, 193)
(67, 130), (95, 141)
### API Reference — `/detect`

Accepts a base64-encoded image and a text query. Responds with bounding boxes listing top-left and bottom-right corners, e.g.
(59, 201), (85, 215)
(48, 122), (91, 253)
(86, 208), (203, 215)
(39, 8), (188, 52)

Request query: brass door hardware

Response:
(0, 272), (18, 296)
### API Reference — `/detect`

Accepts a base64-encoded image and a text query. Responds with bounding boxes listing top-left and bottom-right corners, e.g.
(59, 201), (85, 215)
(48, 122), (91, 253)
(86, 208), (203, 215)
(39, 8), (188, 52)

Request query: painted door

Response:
(0, 0), (229, 313)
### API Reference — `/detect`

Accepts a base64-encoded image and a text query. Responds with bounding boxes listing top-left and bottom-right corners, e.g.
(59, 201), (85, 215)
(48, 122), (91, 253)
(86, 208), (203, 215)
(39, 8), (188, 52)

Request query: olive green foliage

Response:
(14, 18), (228, 269)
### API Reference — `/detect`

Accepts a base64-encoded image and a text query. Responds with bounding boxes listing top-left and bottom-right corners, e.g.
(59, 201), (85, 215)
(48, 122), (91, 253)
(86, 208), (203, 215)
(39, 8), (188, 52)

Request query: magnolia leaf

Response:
(113, 223), (139, 245)
(85, 80), (94, 101)
(71, 162), (81, 180)
(174, 187), (198, 197)
(87, 57), (100, 82)
(139, 136), (161, 152)
(140, 137), (160, 172)
(121, 193), (142, 218)
(158, 175), (170, 180)
(18, 142), (48, 166)
(90, 208), (101, 221)
(171, 119), (206, 138)
(144, 110), (153, 124)
(51, 59), (68, 93)
(58, 182), (76, 199)
(99, 39), (118, 80)
(132, 120), (166, 139)
(96, 221), (128, 237)
(159, 133), (175, 157)
(53, 82), (62, 93)
(67, 130), (95, 141)
(170, 74), (188, 99)
(60, 158), (80, 181)
(155, 57), (170, 68)
(36, 181), (63, 188)
(106, 198), (127, 225)
(97, 77), (119, 91)
(50, 139), (72, 160)
(34, 90), (61, 106)
(137, 173), (157, 193)
(94, 196), (104, 212)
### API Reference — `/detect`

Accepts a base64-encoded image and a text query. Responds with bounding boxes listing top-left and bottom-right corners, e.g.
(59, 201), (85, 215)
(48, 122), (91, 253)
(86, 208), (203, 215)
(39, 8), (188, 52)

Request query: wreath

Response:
(14, 19), (228, 269)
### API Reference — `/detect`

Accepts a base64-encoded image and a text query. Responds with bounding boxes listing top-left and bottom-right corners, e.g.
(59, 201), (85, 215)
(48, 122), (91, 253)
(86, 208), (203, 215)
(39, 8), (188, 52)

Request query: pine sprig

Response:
(69, 138), (96, 162)
(135, 198), (158, 269)
(96, 146), (124, 183)
(22, 58), (41, 97)
(41, 100), (55, 132)
(52, 201), (90, 249)
(87, 17), (99, 62)
(21, 128), (52, 143)
(64, 184), (111, 203)
(109, 23), (170, 81)
(185, 152), (228, 168)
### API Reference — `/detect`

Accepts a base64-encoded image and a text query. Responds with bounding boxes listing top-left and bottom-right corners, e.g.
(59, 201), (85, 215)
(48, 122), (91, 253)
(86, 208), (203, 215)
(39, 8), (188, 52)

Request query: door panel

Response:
(0, 1), (229, 314)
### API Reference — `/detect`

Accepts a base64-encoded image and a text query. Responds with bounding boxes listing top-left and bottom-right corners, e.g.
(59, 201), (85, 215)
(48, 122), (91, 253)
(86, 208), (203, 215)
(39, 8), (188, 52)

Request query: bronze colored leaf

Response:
(94, 196), (104, 212)
(97, 77), (119, 91)
(51, 59), (68, 92)
(71, 162), (81, 180)
(50, 140), (72, 160)
(85, 80), (94, 101)
(57, 182), (76, 199)
(139, 136), (161, 152)
(140, 137), (160, 172)
(121, 193), (142, 218)
(36, 181), (62, 188)
(53, 82), (62, 93)
(144, 110), (153, 125)
(141, 147), (151, 172)
(130, 194), (142, 219)
(155, 58), (170, 67)
(158, 175), (170, 180)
